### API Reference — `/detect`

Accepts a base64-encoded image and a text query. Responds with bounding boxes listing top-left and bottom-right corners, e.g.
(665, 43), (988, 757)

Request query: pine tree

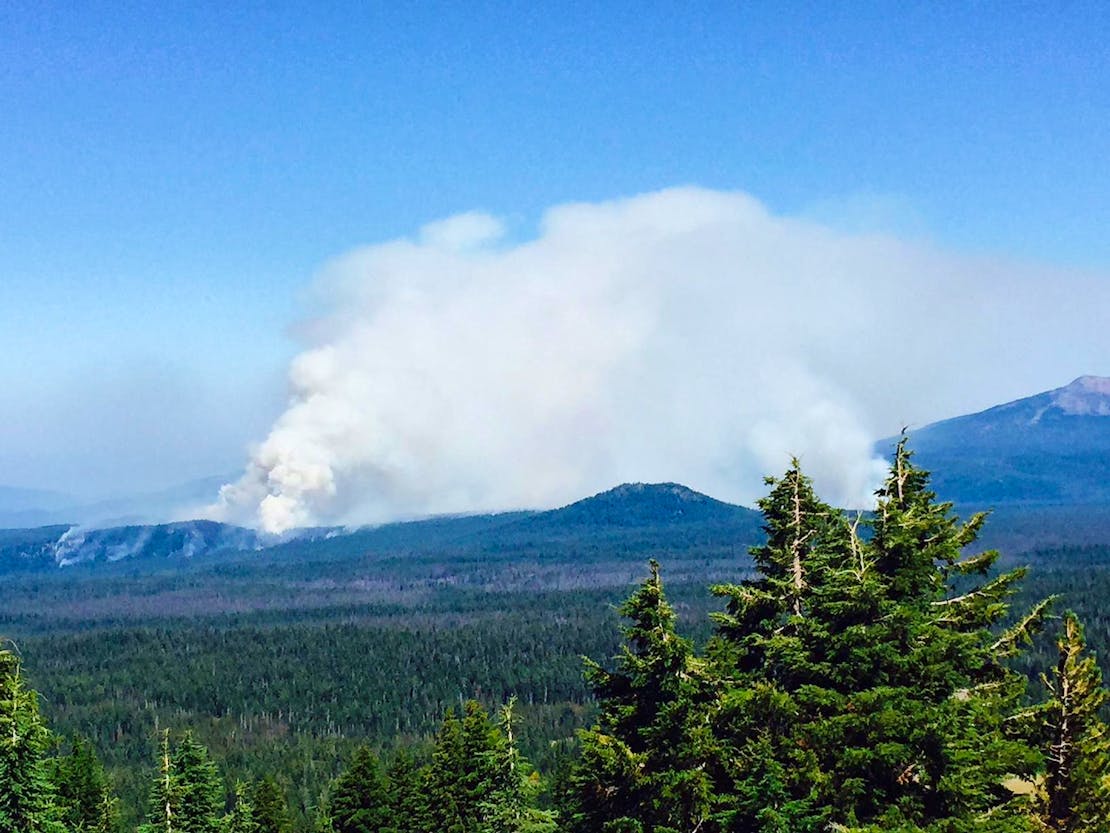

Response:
(478, 698), (557, 833)
(172, 731), (225, 833)
(50, 736), (119, 833)
(708, 462), (845, 831)
(139, 730), (225, 833)
(710, 462), (833, 674)
(461, 700), (504, 830)
(250, 777), (290, 833)
(425, 707), (468, 833)
(385, 749), (426, 833)
(329, 745), (391, 833)
(1035, 612), (1110, 832)
(225, 782), (259, 833)
(425, 701), (507, 833)
(705, 444), (1048, 831)
(846, 439), (1042, 828)
(139, 731), (177, 833)
(566, 561), (714, 833)
(0, 649), (65, 833)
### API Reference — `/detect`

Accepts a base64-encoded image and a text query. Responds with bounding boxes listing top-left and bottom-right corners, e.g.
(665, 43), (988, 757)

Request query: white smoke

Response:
(210, 187), (1110, 533)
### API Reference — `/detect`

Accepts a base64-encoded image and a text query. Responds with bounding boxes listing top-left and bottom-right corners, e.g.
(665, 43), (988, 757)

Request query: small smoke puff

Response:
(209, 187), (1110, 532)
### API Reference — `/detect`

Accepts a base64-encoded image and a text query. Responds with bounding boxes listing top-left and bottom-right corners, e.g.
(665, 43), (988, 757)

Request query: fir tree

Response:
(706, 444), (1048, 831)
(710, 462), (834, 674)
(425, 701), (507, 833)
(250, 777), (290, 833)
(461, 700), (504, 831)
(425, 707), (468, 833)
(139, 730), (225, 833)
(171, 731), (225, 833)
(225, 782), (259, 833)
(139, 731), (177, 833)
(329, 745), (391, 833)
(0, 649), (65, 833)
(50, 736), (119, 833)
(708, 462), (844, 831)
(848, 439), (1042, 827)
(385, 749), (426, 833)
(566, 561), (714, 833)
(478, 698), (557, 833)
(1035, 612), (1110, 832)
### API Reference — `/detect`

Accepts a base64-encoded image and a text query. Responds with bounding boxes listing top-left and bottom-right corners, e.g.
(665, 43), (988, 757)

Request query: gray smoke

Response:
(210, 187), (1110, 532)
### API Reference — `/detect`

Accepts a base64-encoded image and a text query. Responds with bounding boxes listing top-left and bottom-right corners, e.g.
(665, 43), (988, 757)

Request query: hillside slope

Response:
(889, 375), (1110, 505)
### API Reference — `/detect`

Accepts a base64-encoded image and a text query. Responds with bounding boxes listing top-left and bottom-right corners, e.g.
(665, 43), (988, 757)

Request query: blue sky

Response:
(2, 2), (1109, 500)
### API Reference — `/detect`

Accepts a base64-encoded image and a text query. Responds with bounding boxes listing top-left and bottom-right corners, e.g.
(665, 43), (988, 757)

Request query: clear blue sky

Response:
(2, 1), (1108, 496)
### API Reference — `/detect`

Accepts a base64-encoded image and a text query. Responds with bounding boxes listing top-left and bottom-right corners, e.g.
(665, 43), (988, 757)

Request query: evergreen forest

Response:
(4, 442), (1110, 831)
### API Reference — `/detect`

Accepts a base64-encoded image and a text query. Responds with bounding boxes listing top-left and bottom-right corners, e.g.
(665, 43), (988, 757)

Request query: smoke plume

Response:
(211, 188), (1110, 532)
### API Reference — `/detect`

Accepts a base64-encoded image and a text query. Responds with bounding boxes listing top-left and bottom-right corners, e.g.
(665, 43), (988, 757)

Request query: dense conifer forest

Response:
(4, 443), (1110, 831)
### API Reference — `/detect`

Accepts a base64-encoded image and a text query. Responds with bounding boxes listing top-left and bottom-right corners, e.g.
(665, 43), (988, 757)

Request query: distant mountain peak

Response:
(884, 375), (1110, 506)
(600, 482), (713, 502)
(541, 481), (755, 529)
(1050, 375), (1110, 416)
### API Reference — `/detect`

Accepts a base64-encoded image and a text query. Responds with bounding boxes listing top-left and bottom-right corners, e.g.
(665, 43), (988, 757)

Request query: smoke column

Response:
(210, 188), (1110, 532)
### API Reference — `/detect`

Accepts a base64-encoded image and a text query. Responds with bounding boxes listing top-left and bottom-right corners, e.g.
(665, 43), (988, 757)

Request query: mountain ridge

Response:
(883, 375), (1110, 506)
(0, 482), (761, 573)
(4, 375), (1108, 572)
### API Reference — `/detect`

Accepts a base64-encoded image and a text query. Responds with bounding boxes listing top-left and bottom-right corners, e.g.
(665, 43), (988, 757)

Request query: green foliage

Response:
(49, 735), (119, 833)
(328, 746), (390, 833)
(1034, 612), (1110, 831)
(250, 776), (291, 833)
(0, 649), (65, 833)
(139, 729), (225, 833)
(565, 561), (714, 833)
(226, 781), (259, 833)
(384, 750), (424, 833)
(478, 699), (557, 833)
(4, 442), (1110, 832)
(727, 442), (1043, 829)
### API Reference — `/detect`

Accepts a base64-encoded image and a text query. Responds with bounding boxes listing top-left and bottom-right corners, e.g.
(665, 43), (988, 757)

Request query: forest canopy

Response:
(3, 441), (1109, 832)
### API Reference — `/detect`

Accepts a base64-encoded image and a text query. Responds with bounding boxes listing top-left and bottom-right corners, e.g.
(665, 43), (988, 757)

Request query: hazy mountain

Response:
(0, 475), (229, 529)
(0, 486), (78, 528)
(529, 481), (759, 529)
(0, 482), (762, 573)
(0, 518), (353, 572)
(0, 521), (256, 571)
(889, 375), (1110, 505)
(5, 376), (1109, 573)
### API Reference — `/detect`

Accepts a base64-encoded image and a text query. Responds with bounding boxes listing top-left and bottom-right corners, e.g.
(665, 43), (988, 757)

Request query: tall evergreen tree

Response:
(1035, 612), (1110, 832)
(706, 443), (1048, 831)
(250, 777), (290, 833)
(425, 701), (507, 833)
(385, 749), (426, 833)
(329, 746), (391, 833)
(565, 561), (714, 833)
(225, 782), (259, 833)
(0, 649), (65, 833)
(171, 731), (225, 833)
(50, 736), (119, 833)
(140, 731), (177, 833)
(708, 462), (846, 831)
(846, 439), (1042, 828)
(425, 707), (468, 833)
(478, 698), (557, 833)
(139, 730), (225, 833)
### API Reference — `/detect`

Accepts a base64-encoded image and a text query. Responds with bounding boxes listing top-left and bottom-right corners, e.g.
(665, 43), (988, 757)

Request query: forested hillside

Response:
(4, 444), (1110, 831)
